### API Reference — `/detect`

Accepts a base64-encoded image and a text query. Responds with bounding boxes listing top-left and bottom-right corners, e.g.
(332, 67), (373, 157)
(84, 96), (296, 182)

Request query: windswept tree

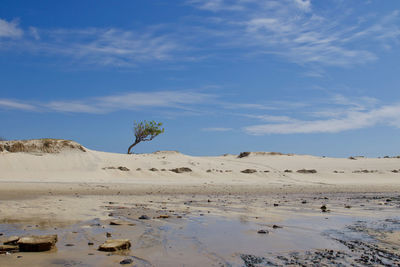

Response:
(127, 121), (164, 154)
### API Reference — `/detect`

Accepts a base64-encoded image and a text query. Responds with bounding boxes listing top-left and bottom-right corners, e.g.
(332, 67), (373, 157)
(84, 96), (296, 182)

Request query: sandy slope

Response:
(1, 140), (400, 194)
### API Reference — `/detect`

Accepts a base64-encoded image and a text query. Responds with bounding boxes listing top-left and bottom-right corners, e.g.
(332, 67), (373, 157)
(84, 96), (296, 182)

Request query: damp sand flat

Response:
(1, 192), (400, 266)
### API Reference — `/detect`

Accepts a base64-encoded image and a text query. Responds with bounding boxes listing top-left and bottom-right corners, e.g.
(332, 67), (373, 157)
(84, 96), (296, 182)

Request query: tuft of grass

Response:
(8, 142), (26, 153)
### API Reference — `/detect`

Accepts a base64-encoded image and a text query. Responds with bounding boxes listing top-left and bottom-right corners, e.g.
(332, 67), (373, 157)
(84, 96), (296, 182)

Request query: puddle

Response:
(1, 193), (400, 266)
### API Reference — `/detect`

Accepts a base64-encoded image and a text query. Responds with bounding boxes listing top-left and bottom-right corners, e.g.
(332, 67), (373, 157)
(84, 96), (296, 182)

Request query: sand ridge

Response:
(1, 139), (400, 195)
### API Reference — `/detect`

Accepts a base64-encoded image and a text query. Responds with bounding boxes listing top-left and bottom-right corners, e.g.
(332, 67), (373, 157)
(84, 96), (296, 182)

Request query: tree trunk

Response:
(127, 140), (140, 154)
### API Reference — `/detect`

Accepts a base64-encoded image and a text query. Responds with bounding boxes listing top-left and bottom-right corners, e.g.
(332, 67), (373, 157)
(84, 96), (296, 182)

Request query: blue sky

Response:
(1, 0), (400, 157)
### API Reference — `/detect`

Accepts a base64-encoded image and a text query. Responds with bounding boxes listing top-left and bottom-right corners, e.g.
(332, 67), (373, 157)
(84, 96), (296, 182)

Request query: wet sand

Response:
(1, 190), (400, 266)
(1, 144), (400, 265)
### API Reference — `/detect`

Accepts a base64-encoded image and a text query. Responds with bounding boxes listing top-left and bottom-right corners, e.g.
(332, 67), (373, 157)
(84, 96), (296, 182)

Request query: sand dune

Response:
(1, 139), (400, 193)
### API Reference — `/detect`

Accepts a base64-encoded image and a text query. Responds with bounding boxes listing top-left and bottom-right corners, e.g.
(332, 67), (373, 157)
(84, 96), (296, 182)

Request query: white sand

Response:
(1, 141), (400, 195)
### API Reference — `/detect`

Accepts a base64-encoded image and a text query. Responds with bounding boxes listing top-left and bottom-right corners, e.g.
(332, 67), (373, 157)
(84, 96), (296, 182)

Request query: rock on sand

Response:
(17, 235), (58, 252)
(98, 239), (131, 252)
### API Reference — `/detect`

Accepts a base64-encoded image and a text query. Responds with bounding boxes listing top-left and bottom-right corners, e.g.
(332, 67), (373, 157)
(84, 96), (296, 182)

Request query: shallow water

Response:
(1, 193), (400, 266)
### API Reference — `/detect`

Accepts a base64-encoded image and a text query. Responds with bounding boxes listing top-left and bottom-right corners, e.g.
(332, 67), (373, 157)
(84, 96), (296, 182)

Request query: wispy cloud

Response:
(3, 88), (400, 136)
(0, 91), (215, 114)
(243, 95), (400, 135)
(44, 28), (180, 66)
(189, 0), (400, 67)
(0, 18), (23, 38)
(29, 26), (40, 40)
(202, 127), (233, 132)
(2, 1), (400, 68)
(1, 23), (182, 67)
(187, 0), (245, 12)
(0, 99), (36, 111)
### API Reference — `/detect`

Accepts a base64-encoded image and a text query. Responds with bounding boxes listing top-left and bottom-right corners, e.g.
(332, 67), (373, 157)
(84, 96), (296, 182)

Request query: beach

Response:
(1, 140), (400, 266)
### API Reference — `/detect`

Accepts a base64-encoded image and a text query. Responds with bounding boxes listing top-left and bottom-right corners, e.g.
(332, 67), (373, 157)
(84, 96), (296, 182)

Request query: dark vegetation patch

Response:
(352, 170), (378, 173)
(238, 151), (293, 158)
(238, 152), (251, 158)
(0, 139), (86, 153)
(170, 167), (192, 173)
(102, 166), (130, 171)
(241, 169), (257, 174)
(296, 169), (317, 174)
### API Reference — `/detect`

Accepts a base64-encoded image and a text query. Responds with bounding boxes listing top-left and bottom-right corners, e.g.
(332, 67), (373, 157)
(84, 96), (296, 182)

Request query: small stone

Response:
(98, 239), (131, 252)
(301, 200), (307, 204)
(110, 220), (135, 226)
(272, 225), (282, 229)
(320, 205), (328, 212)
(345, 205), (351, 209)
(138, 215), (150, 220)
(120, 258), (134, 265)
(257, 230), (268, 234)
(106, 232), (112, 238)
(88, 242), (94, 246)
(158, 215), (169, 219)
(17, 235), (57, 252)
(273, 203), (279, 207)
(65, 244), (74, 247)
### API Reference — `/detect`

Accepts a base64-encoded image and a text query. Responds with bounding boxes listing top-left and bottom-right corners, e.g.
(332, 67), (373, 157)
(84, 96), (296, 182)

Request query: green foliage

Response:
(134, 120), (164, 142)
(128, 120), (164, 154)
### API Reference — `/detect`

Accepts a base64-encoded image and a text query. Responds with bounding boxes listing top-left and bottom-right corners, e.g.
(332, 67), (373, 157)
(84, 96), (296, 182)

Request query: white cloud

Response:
(2, 2), (400, 69)
(189, 0), (400, 67)
(244, 102), (400, 135)
(247, 114), (295, 123)
(0, 18), (23, 38)
(187, 0), (245, 12)
(29, 27), (40, 40)
(202, 127), (233, 132)
(0, 99), (36, 111)
(1, 23), (182, 66)
(0, 91), (215, 114)
(97, 91), (213, 110)
(41, 28), (180, 66)
(293, 0), (311, 12)
(46, 101), (104, 113)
